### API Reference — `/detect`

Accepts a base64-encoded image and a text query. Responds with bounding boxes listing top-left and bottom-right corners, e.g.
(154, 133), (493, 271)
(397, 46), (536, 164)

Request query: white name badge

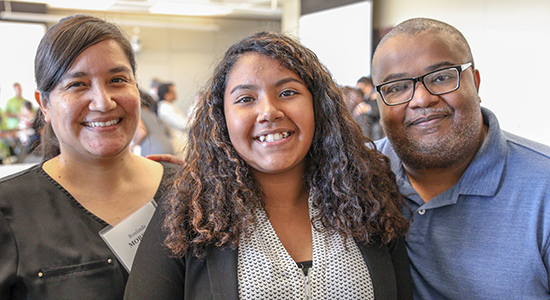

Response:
(99, 200), (157, 272)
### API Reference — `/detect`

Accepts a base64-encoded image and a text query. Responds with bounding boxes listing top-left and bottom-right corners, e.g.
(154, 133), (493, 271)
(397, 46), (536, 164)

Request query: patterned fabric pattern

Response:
(238, 198), (374, 299)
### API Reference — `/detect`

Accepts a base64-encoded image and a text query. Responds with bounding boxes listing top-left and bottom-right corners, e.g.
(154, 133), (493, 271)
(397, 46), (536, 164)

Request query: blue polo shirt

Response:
(376, 107), (550, 299)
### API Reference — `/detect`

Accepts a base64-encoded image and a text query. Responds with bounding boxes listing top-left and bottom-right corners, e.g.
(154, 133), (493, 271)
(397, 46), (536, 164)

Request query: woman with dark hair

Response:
(125, 31), (411, 299)
(0, 15), (177, 299)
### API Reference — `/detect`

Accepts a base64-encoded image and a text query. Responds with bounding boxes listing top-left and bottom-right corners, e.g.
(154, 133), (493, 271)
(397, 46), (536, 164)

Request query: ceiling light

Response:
(14, 0), (116, 11)
(149, 1), (233, 16)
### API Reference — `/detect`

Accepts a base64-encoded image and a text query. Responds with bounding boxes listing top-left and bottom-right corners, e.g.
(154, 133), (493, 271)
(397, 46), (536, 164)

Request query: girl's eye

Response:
(236, 96), (254, 104)
(280, 90), (297, 97)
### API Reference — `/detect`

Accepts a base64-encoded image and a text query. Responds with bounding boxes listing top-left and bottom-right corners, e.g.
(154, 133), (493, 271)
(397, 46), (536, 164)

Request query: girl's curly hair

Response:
(164, 31), (409, 258)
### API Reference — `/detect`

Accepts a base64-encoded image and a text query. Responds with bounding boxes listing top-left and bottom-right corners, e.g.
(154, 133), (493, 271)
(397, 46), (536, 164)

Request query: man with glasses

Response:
(371, 18), (550, 299)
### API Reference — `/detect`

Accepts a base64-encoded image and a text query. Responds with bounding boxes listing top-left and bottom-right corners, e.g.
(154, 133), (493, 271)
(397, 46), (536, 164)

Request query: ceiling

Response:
(0, 0), (283, 24)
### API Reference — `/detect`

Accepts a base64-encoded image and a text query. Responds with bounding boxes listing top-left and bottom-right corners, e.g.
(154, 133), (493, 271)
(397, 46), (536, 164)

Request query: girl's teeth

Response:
(258, 132), (290, 142)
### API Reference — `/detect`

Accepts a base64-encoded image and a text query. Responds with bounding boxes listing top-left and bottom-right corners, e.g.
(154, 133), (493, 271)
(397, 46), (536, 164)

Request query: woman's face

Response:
(223, 52), (315, 176)
(39, 39), (140, 160)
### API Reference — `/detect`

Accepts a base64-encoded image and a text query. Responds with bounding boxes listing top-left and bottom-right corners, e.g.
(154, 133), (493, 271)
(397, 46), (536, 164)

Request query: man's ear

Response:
(472, 68), (481, 94)
(35, 90), (51, 122)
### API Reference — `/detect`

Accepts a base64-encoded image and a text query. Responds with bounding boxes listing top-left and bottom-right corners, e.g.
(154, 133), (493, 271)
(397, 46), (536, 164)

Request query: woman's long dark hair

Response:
(164, 31), (408, 258)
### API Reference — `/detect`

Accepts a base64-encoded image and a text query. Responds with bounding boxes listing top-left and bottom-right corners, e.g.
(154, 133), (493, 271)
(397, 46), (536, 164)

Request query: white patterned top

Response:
(238, 198), (374, 299)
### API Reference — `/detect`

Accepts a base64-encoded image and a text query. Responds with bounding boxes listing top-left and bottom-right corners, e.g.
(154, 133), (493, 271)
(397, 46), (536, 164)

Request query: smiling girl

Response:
(125, 32), (411, 300)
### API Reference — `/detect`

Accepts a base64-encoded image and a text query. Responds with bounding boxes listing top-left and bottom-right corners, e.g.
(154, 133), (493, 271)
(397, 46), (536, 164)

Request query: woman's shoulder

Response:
(0, 163), (41, 182)
(139, 158), (181, 204)
(0, 164), (46, 197)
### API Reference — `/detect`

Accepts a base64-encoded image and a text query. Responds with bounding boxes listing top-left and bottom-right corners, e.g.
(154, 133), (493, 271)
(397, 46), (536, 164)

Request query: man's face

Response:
(14, 84), (22, 97)
(372, 30), (484, 170)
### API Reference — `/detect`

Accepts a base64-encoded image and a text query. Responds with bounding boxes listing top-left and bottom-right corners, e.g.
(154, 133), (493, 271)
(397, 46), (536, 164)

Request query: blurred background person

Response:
(16, 100), (36, 148)
(16, 109), (45, 164)
(341, 85), (375, 139)
(147, 77), (161, 103)
(356, 76), (384, 140)
(157, 82), (188, 154)
(133, 90), (174, 157)
(0, 107), (12, 164)
(4, 82), (30, 130)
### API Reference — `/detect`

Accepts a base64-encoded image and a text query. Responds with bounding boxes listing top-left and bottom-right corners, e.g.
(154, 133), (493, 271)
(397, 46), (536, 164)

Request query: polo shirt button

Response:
(418, 209), (426, 215)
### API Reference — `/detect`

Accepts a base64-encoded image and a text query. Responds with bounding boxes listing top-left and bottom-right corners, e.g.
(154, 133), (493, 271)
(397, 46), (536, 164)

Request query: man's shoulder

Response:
(5, 97), (17, 105)
(503, 131), (550, 160)
(373, 137), (393, 154)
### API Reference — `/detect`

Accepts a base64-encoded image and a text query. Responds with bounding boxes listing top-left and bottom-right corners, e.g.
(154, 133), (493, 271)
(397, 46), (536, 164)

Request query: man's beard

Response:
(387, 108), (483, 170)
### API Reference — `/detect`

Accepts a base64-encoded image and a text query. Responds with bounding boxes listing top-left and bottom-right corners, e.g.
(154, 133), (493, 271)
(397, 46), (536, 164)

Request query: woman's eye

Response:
(111, 77), (127, 84)
(67, 82), (85, 89)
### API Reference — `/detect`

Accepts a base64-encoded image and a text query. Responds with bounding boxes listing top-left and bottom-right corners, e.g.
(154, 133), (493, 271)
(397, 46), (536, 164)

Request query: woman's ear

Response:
(35, 90), (51, 122)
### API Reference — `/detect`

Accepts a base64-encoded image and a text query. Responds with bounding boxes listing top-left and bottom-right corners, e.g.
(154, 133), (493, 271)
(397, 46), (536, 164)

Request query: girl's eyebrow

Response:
(229, 77), (304, 94)
(229, 84), (257, 95)
(275, 77), (303, 87)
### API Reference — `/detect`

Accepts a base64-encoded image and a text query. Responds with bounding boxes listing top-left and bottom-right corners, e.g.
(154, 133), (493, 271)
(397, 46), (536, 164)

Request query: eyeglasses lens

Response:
(381, 68), (460, 105)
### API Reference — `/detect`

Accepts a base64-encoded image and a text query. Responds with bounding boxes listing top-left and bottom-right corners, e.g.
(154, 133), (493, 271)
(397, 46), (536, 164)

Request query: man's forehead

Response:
(372, 31), (463, 82)
(374, 30), (448, 61)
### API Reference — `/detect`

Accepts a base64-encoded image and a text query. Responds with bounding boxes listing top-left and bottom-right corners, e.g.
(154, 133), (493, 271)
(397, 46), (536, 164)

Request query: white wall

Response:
(299, 1), (372, 86)
(0, 22), (45, 109)
(374, 0), (550, 146)
(0, 15), (279, 116)
(120, 18), (280, 113)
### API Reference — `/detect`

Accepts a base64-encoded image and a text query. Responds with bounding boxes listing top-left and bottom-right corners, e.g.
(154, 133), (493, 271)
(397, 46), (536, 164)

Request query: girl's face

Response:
(223, 52), (315, 176)
(39, 39), (140, 161)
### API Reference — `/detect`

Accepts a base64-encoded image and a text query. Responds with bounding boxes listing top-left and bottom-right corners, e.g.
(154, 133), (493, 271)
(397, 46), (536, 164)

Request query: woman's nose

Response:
(88, 85), (117, 112)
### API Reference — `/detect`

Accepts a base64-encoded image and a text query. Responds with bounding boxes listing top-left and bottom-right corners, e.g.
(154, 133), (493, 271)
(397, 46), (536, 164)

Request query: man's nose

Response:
(408, 81), (440, 109)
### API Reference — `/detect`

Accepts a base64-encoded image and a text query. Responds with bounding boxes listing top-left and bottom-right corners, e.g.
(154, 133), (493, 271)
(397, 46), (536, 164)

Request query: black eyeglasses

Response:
(375, 62), (472, 106)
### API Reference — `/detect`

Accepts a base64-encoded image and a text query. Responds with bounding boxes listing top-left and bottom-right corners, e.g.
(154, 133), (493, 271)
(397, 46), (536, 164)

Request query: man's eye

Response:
(433, 75), (452, 82)
(429, 70), (457, 84)
(384, 82), (410, 94)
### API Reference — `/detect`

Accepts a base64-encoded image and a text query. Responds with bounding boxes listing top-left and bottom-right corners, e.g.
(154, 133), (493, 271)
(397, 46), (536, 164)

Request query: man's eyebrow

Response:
(425, 61), (455, 72)
(381, 72), (408, 83)
(380, 61), (457, 83)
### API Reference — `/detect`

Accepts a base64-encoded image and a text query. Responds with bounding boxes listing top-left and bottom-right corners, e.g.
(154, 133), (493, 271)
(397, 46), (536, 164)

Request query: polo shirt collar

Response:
(456, 107), (506, 197)
(389, 107), (507, 207)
